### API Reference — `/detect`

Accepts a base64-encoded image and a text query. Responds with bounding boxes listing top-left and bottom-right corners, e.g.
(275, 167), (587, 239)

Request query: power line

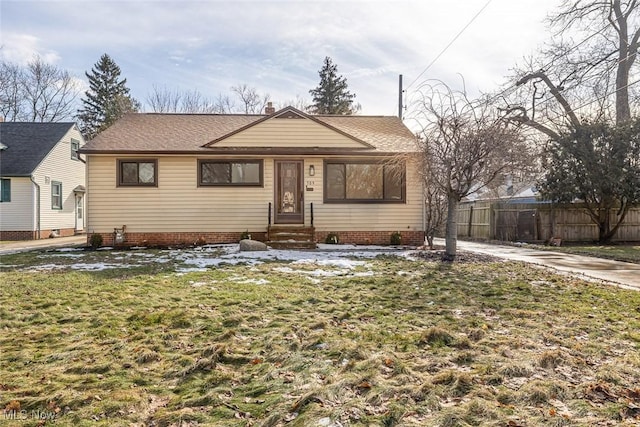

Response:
(404, 0), (493, 91)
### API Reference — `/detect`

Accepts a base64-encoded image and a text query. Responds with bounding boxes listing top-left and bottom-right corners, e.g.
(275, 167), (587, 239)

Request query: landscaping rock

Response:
(239, 239), (268, 252)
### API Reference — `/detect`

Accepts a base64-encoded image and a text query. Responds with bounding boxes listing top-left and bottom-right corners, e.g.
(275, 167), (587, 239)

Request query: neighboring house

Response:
(0, 122), (86, 240)
(80, 106), (425, 247)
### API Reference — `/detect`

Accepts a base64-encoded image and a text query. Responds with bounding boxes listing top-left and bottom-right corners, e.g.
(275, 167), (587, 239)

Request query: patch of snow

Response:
(47, 253), (85, 258)
(236, 278), (270, 285)
(70, 263), (142, 271)
(54, 247), (84, 252)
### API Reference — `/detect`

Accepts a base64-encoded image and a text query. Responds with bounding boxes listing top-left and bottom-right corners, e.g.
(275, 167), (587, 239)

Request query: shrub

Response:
(240, 230), (251, 240)
(390, 231), (402, 245)
(325, 232), (339, 244)
(89, 233), (103, 249)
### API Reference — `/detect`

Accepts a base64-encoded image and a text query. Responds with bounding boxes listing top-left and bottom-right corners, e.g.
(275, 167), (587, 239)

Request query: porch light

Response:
(309, 165), (315, 176)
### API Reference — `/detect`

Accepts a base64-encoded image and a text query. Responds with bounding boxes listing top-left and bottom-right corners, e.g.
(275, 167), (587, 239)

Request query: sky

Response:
(1, 0), (562, 120)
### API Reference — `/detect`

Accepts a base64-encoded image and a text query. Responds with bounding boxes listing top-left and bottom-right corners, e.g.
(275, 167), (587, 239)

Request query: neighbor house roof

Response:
(0, 122), (76, 176)
(80, 107), (419, 155)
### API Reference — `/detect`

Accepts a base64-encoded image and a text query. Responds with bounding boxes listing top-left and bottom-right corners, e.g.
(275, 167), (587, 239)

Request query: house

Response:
(0, 122), (86, 240)
(80, 106), (425, 247)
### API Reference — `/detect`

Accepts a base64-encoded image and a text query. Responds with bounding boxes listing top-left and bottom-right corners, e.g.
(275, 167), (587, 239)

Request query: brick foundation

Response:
(90, 231), (269, 248)
(316, 230), (424, 246)
(89, 230), (424, 248)
(0, 230), (37, 240)
(0, 228), (76, 241)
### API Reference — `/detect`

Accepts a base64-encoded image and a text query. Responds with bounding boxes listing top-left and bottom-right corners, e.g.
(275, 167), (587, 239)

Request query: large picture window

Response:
(198, 160), (263, 186)
(117, 159), (157, 186)
(324, 160), (405, 203)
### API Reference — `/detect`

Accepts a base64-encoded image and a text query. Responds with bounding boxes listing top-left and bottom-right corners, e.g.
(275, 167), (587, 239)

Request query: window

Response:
(71, 139), (80, 160)
(324, 160), (405, 203)
(76, 196), (83, 219)
(117, 159), (157, 186)
(51, 181), (62, 209)
(0, 178), (10, 202)
(198, 160), (263, 186)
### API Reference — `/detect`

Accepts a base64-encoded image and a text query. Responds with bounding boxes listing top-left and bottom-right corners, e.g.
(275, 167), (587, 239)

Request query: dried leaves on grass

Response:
(1, 250), (640, 426)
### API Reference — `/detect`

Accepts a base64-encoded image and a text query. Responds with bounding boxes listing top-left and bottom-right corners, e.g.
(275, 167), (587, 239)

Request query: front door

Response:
(75, 195), (84, 232)
(275, 160), (303, 224)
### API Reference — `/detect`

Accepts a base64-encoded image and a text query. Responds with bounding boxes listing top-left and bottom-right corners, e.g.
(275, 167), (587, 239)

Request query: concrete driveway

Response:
(450, 239), (640, 290)
(0, 235), (87, 255)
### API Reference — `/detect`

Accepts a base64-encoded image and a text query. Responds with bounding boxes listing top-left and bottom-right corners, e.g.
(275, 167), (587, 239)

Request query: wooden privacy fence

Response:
(457, 201), (640, 242)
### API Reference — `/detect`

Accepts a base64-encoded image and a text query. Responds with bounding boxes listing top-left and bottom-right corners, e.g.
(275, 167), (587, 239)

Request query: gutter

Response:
(30, 176), (40, 239)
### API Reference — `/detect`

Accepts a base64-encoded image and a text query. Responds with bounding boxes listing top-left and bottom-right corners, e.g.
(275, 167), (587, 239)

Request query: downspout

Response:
(30, 175), (40, 239)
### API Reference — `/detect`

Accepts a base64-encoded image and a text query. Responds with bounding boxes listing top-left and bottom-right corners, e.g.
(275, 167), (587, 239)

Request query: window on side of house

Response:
(71, 139), (80, 160)
(117, 159), (158, 186)
(51, 181), (62, 209)
(198, 160), (263, 186)
(0, 178), (10, 202)
(324, 160), (405, 203)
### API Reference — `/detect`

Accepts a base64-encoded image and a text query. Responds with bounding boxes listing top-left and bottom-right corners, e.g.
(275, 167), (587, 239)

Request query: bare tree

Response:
(417, 81), (533, 259)
(504, 0), (639, 133)
(422, 168), (447, 250)
(231, 84), (270, 114)
(0, 61), (22, 121)
(213, 94), (236, 113)
(147, 85), (220, 113)
(276, 95), (310, 111)
(146, 84), (181, 113)
(0, 56), (80, 122)
(146, 84), (270, 114)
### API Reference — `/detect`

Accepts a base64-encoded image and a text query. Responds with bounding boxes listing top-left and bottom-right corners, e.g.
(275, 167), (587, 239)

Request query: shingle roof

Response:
(81, 108), (419, 154)
(0, 122), (75, 176)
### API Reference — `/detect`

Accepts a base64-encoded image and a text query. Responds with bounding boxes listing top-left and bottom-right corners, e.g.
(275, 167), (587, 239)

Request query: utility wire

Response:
(404, 0), (493, 91)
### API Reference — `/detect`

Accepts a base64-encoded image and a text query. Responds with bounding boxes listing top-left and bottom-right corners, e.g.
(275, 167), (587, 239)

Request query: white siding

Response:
(0, 177), (34, 231)
(32, 127), (86, 231)
(87, 155), (424, 234)
(215, 118), (368, 148)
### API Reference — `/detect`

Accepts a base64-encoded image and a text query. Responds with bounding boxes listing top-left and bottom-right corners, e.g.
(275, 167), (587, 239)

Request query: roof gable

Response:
(204, 107), (374, 149)
(0, 122), (76, 176)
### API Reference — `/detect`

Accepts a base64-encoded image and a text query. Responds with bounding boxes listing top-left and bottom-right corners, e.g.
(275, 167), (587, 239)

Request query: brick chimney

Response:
(265, 102), (276, 114)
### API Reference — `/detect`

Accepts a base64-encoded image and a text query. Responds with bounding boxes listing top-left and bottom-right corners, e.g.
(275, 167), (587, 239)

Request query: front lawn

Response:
(1, 246), (639, 426)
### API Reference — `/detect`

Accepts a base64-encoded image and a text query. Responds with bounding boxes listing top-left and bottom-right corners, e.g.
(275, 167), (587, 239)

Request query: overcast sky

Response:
(1, 0), (562, 118)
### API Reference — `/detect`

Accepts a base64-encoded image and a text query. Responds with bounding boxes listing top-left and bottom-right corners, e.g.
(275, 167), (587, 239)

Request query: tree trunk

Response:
(426, 234), (434, 250)
(444, 195), (459, 261)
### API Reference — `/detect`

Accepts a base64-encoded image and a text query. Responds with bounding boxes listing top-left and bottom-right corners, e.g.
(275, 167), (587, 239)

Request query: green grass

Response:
(1, 247), (640, 426)
(533, 243), (640, 264)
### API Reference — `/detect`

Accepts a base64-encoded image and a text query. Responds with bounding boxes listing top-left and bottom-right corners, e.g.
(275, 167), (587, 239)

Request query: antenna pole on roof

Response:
(398, 74), (403, 120)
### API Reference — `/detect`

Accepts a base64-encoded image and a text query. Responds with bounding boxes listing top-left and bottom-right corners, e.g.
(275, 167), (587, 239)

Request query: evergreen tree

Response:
(309, 57), (357, 115)
(538, 118), (640, 243)
(77, 54), (139, 139)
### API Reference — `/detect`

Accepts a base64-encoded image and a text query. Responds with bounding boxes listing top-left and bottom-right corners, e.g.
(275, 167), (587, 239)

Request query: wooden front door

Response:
(275, 160), (303, 224)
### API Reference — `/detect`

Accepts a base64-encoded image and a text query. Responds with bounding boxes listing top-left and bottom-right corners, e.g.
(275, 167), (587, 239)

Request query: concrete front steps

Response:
(267, 226), (316, 250)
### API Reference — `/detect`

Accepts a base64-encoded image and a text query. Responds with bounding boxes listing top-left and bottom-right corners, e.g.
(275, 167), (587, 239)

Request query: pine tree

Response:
(77, 54), (139, 139)
(309, 57), (358, 115)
